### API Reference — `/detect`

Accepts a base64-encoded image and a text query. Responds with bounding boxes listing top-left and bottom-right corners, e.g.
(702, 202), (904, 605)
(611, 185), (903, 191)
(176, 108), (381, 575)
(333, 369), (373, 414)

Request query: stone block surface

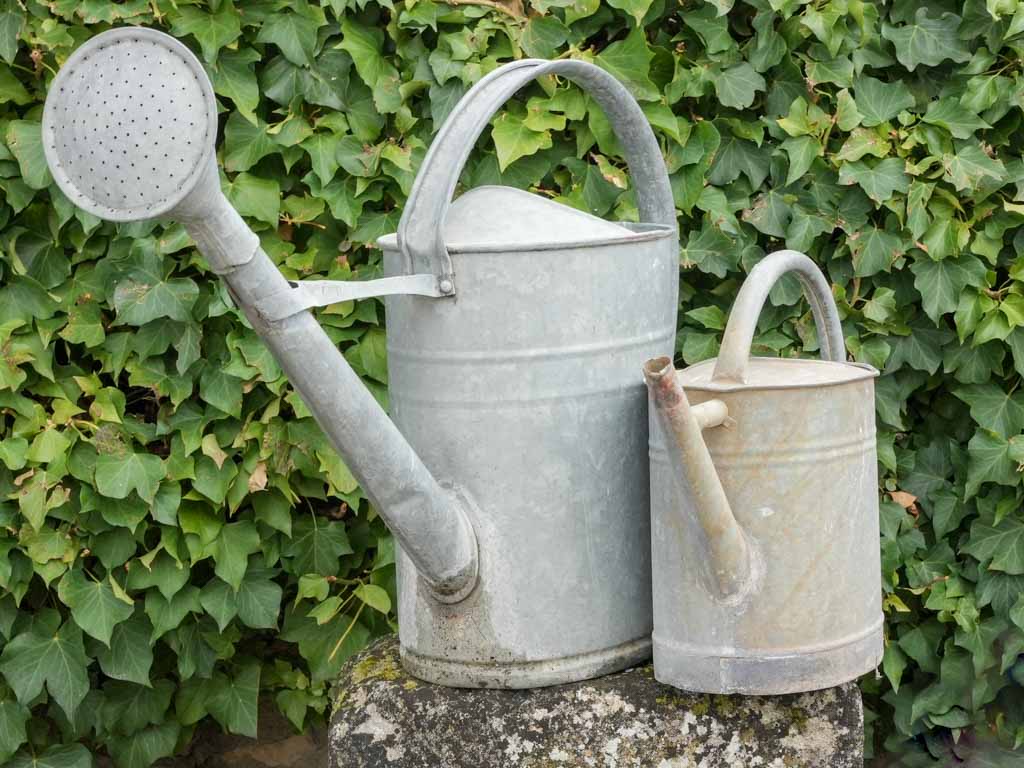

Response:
(330, 636), (864, 767)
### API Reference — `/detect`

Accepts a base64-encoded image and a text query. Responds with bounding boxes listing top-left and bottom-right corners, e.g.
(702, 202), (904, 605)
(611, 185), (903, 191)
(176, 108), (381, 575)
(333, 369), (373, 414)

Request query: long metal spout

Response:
(41, 27), (478, 603)
(176, 167), (479, 602)
(643, 356), (751, 599)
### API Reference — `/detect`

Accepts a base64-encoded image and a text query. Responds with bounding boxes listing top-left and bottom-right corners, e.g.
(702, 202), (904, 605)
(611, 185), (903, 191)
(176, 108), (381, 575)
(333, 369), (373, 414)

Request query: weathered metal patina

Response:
(644, 250), (883, 695)
(43, 29), (679, 688)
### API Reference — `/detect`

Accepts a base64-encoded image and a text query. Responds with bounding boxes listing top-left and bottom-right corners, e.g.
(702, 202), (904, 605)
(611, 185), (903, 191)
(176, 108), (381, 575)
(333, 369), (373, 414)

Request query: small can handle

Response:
(712, 250), (846, 384)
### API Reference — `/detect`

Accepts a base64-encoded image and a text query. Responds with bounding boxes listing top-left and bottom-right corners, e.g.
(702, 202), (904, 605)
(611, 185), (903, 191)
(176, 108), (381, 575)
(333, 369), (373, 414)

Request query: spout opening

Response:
(642, 355), (674, 380)
(643, 356), (683, 408)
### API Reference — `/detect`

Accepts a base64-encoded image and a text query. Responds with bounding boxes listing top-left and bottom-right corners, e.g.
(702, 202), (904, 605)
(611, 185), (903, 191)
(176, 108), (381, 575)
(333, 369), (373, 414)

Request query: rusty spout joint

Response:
(644, 356), (684, 408)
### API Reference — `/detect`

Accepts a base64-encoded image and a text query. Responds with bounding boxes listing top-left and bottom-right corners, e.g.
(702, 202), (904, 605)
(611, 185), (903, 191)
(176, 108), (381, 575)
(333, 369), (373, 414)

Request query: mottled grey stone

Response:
(329, 636), (864, 768)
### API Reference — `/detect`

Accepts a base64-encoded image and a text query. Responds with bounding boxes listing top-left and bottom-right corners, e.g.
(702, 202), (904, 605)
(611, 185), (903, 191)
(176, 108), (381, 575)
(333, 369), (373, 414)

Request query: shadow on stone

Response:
(330, 636), (864, 767)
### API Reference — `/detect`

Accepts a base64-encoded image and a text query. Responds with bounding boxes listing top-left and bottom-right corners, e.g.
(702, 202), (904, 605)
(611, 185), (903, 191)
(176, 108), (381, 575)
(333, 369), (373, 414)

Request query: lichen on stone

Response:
(329, 636), (865, 768)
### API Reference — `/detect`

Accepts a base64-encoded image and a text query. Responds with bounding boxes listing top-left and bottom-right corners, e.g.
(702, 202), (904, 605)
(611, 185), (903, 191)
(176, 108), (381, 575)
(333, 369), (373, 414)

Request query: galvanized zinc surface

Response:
(377, 186), (643, 252)
(439, 186), (637, 248)
(679, 357), (878, 391)
(647, 251), (883, 695)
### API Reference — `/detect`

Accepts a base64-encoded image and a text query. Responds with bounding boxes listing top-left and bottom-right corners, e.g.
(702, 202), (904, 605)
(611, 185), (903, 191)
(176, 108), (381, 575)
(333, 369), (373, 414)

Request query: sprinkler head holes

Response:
(43, 27), (218, 222)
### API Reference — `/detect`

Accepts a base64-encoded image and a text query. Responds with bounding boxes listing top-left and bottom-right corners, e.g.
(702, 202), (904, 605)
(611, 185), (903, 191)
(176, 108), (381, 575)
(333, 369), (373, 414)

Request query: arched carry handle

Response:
(397, 58), (676, 293)
(712, 250), (846, 384)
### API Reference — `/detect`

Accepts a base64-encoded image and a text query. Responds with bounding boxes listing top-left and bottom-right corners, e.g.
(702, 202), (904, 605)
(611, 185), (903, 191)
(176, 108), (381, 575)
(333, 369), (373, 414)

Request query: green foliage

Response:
(0, 0), (1022, 765)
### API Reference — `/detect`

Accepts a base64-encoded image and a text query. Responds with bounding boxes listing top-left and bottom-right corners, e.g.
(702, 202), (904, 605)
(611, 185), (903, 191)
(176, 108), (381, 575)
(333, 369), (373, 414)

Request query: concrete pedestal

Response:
(329, 636), (864, 767)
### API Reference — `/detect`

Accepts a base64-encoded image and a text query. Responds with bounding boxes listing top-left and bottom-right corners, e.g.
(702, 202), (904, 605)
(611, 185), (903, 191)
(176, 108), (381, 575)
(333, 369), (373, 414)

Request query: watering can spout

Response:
(643, 357), (752, 600)
(175, 169), (482, 607)
(41, 28), (478, 604)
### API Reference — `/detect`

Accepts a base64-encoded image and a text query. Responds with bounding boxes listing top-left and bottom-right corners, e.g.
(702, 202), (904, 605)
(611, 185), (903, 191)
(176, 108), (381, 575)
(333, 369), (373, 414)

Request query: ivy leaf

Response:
(0, 700), (29, 764)
(126, 551), (189, 601)
(106, 721), (180, 768)
(354, 583), (391, 614)
(200, 578), (238, 632)
(712, 63), (766, 110)
(6, 121), (51, 190)
(954, 385), (1024, 437)
(595, 27), (658, 102)
(338, 18), (401, 113)
(199, 365), (244, 418)
(922, 97), (991, 139)
(252, 491), (292, 537)
(0, 7), (23, 65)
(301, 132), (343, 186)
(96, 614), (154, 687)
(224, 172), (280, 226)
(170, 2), (242, 64)
(965, 430), (1020, 497)
(1011, 595), (1024, 631)
(838, 158), (910, 203)
(0, 66), (29, 106)
(781, 136), (820, 185)
(882, 643), (908, 693)
(681, 223), (738, 279)
(850, 226), (903, 277)
(519, 17), (570, 58)
(100, 679), (174, 734)
(910, 255), (988, 324)
(236, 571), (284, 629)
(208, 663), (260, 738)
(881, 10), (971, 72)
(709, 135), (770, 188)
(491, 111), (552, 172)
(942, 143), (1006, 192)
(210, 522), (261, 591)
(964, 516), (1024, 574)
(976, 570), (1024, 616)
(8, 744), (91, 768)
(0, 621), (89, 720)
(743, 190), (791, 238)
(145, 586), (202, 640)
(94, 452), (164, 504)
(886, 320), (953, 375)
(683, 5), (735, 54)
(605, 0), (653, 23)
(57, 570), (133, 646)
(209, 48), (261, 124)
(835, 128), (889, 163)
(223, 112), (277, 173)
(280, 609), (370, 684)
(112, 277), (199, 326)
(283, 517), (353, 577)
(853, 76), (914, 127)
(256, 11), (321, 67)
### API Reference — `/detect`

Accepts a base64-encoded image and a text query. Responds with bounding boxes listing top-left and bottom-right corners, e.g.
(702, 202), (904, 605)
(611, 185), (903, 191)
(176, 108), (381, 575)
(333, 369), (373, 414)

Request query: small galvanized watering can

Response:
(643, 250), (883, 695)
(43, 28), (679, 688)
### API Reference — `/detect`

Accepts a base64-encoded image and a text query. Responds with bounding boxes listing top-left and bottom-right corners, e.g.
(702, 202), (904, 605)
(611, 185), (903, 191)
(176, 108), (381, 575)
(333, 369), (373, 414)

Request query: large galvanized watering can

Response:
(643, 250), (882, 695)
(42, 28), (679, 688)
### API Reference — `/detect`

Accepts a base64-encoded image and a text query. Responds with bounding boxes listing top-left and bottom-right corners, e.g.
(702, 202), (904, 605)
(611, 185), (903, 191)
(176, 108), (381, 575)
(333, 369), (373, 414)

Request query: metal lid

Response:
(379, 186), (642, 252)
(679, 357), (878, 393)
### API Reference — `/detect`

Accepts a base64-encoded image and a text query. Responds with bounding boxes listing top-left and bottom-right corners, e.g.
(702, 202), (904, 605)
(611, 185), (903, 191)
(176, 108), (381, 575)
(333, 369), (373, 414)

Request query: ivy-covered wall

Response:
(0, 0), (1023, 765)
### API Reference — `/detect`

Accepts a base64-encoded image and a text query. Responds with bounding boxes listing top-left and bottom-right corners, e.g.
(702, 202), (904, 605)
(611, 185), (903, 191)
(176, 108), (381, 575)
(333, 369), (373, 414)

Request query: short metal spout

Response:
(643, 356), (751, 599)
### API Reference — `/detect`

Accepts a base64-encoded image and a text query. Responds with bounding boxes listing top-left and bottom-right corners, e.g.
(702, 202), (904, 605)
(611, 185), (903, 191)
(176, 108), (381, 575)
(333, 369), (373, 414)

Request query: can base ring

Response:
(400, 636), (652, 689)
(652, 620), (883, 695)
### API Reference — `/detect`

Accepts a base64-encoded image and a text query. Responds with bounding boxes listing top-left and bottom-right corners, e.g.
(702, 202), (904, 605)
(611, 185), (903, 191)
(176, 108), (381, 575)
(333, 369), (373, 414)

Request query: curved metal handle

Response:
(712, 250), (845, 384)
(397, 58), (676, 292)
